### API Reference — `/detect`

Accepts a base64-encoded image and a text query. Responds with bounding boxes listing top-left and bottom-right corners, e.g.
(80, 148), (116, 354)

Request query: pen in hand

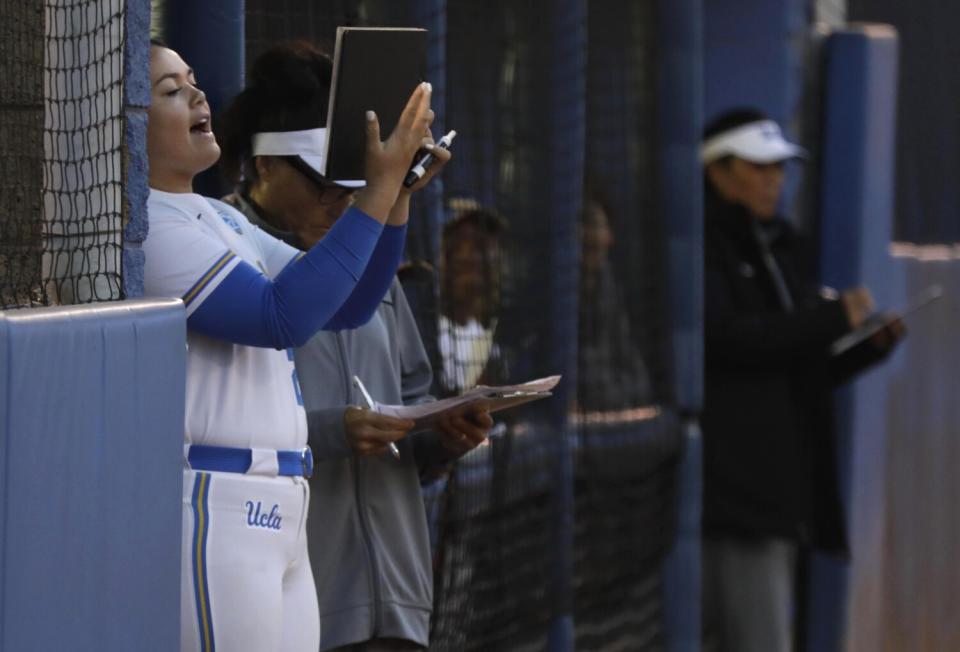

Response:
(352, 375), (401, 460)
(403, 129), (456, 188)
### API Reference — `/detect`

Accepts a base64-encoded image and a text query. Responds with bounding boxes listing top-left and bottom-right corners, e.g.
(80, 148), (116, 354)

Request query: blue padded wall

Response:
(815, 25), (900, 652)
(0, 299), (186, 651)
(703, 0), (808, 128)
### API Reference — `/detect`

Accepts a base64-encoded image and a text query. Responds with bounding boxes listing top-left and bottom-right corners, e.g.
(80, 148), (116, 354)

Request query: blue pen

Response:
(352, 375), (401, 459)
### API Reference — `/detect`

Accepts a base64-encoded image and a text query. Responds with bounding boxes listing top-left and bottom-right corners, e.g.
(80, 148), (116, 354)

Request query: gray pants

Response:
(702, 537), (799, 652)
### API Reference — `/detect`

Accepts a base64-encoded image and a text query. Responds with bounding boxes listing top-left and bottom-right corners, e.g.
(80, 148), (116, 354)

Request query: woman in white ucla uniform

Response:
(142, 43), (444, 652)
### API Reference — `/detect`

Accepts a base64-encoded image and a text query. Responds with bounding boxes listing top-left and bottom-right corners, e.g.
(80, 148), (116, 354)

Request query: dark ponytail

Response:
(216, 40), (334, 184)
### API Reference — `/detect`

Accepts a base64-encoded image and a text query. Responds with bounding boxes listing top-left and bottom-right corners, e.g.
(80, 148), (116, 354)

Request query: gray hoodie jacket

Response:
(230, 194), (449, 650)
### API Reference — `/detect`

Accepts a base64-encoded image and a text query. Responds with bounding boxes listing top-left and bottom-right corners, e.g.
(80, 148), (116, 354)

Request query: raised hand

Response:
(386, 128), (454, 226)
(353, 82), (435, 222)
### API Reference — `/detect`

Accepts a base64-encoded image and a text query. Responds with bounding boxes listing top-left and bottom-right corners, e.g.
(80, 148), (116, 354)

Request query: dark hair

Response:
(702, 108), (770, 192)
(703, 107), (769, 141)
(150, 38), (168, 48)
(216, 41), (334, 184)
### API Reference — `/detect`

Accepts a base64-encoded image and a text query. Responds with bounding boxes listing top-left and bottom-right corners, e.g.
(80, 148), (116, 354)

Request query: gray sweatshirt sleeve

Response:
(391, 283), (457, 477)
(306, 407), (352, 460)
(396, 284), (434, 406)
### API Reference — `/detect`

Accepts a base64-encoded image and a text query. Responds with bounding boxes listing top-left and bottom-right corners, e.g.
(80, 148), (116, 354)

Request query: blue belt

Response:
(187, 445), (313, 478)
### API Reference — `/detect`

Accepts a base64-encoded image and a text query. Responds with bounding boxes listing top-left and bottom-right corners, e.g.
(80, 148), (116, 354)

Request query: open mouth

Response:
(190, 116), (212, 134)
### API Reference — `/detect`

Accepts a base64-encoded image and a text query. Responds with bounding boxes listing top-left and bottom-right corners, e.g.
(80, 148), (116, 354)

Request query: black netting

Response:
(429, 4), (571, 648)
(572, 3), (679, 648)
(245, 0), (420, 68)
(0, 0), (126, 309)
(1, 1), (46, 307)
(243, 2), (682, 650)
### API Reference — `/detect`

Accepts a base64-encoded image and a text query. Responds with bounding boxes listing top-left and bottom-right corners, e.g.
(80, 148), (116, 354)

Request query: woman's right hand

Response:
(343, 406), (416, 456)
(353, 82), (435, 222)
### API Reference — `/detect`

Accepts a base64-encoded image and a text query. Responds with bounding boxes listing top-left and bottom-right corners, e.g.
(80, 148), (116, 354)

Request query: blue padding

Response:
(0, 299), (185, 651)
(819, 26), (899, 294)
(813, 26), (900, 652)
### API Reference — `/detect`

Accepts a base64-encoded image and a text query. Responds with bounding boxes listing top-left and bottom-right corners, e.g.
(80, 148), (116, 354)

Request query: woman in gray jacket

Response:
(216, 41), (492, 652)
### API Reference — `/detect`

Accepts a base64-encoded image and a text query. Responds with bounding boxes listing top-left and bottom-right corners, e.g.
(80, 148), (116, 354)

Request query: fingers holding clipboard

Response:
(830, 284), (942, 356)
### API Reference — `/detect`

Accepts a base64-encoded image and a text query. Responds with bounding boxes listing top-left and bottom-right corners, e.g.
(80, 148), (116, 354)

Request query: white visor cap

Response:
(700, 120), (807, 165)
(251, 128), (366, 188)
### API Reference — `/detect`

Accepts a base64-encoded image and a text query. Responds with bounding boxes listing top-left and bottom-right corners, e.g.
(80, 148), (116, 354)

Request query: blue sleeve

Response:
(323, 222), (408, 330)
(187, 207), (383, 348)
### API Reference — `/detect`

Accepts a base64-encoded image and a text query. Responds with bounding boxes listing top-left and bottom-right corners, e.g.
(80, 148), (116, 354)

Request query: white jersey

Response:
(437, 314), (498, 392)
(143, 189), (307, 450)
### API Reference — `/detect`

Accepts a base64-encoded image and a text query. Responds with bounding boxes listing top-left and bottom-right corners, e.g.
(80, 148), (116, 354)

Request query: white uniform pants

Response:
(181, 469), (319, 652)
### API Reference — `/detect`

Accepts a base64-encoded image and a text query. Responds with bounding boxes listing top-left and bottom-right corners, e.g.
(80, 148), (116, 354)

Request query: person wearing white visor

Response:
(217, 41), (491, 652)
(700, 108), (903, 652)
(701, 114), (806, 221)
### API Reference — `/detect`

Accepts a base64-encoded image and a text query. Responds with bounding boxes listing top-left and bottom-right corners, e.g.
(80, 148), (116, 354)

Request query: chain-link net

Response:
(0, 0), (126, 309)
(571, 3), (680, 649)
(243, 2), (681, 650)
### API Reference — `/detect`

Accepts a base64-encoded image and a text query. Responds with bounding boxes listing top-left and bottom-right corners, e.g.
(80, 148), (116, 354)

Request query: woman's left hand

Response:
(403, 129), (453, 194)
(869, 315), (906, 351)
(436, 408), (493, 457)
(386, 129), (453, 226)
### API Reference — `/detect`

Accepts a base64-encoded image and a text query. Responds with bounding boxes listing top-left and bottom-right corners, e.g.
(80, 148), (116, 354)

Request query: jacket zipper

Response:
(338, 332), (383, 636)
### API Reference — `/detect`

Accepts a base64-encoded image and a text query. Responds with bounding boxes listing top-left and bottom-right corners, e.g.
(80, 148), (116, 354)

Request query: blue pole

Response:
(546, 1), (586, 650)
(657, 0), (704, 650)
(123, 0), (152, 298)
(405, 0), (447, 263)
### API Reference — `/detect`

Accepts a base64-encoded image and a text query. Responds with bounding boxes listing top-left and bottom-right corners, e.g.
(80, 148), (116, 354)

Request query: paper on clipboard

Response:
(830, 284), (942, 356)
(363, 375), (561, 433)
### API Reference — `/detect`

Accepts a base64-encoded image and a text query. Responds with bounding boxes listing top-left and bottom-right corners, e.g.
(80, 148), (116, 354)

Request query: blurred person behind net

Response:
(576, 183), (653, 412)
(437, 201), (508, 396)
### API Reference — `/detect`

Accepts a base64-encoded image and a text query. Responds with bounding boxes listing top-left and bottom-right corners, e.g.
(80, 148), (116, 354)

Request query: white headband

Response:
(700, 120), (806, 165)
(250, 128), (365, 188)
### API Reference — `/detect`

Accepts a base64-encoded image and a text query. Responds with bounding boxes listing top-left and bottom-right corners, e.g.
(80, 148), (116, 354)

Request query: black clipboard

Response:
(322, 27), (428, 184)
(830, 284), (942, 356)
